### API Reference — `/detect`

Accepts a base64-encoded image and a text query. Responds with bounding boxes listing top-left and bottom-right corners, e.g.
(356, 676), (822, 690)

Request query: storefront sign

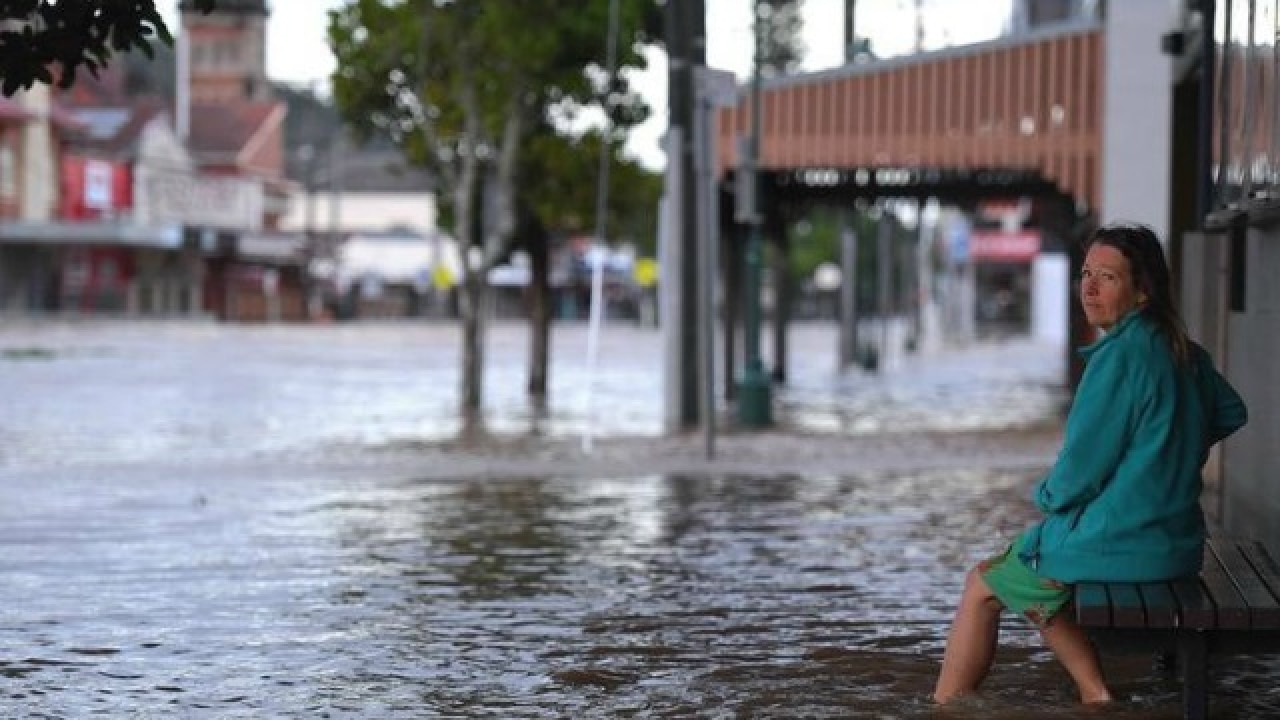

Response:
(970, 230), (1040, 262)
(84, 159), (113, 210)
(138, 172), (263, 231)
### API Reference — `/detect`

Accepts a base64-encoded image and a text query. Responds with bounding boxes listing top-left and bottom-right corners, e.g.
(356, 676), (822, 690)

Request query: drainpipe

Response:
(1197, 0), (1216, 221)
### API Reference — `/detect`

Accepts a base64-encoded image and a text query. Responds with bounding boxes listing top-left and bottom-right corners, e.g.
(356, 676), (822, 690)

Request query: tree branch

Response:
(480, 91), (524, 274)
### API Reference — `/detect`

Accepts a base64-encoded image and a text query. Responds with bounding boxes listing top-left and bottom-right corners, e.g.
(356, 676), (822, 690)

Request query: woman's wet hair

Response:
(1085, 223), (1191, 364)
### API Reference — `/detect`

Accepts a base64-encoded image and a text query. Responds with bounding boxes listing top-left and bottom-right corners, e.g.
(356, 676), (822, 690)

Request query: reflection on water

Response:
(3, 467), (1278, 718)
(1, 322), (1276, 717)
(0, 322), (1064, 471)
(779, 334), (1065, 435)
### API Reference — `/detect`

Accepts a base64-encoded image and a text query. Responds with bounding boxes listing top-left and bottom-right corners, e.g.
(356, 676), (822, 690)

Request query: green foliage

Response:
(327, 0), (657, 179)
(758, 0), (805, 78)
(122, 37), (175, 97)
(788, 206), (914, 312)
(0, 0), (216, 96)
(275, 83), (346, 162)
(522, 128), (662, 251)
(610, 159), (664, 255)
(789, 208), (844, 281)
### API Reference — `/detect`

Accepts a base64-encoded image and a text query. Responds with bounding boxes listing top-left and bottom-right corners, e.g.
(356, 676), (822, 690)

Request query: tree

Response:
(523, 130), (661, 254)
(0, 0), (216, 96)
(759, 0), (805, 78)
(328, 0), (658, 419)
(519, 126), (661, 401)
(789, 205), (914, 319)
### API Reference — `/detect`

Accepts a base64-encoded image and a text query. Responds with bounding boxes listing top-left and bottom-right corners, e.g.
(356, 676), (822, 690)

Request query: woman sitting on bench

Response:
(933, 223), (1248, 706)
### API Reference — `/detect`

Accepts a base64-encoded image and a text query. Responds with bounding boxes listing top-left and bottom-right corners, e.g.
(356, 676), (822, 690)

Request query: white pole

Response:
(175, 8), (190, 142)
(660, 133), (684, 432)
(694, 72), (716, 460)
(582, 0), (622, 454)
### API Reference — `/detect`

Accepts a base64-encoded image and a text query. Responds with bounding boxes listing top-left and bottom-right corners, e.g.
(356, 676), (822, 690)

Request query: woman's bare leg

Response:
(934, 567), (1004, 703)
(1040, 611), (1112, 704)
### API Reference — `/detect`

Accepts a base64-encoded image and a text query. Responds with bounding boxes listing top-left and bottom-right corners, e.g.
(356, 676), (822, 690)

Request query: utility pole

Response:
(840, 0), (859, 367)
(175, 8), (190, 142)
(694, 67), (736, 459)
(664, 0), (706, 430)
(838, 217), (859, 368)
(875, 212), (892, 372)
(1196, 0), (1216, 220)
(738, 1), (773, 427)
(914, 0), (925, 54)
(844, 0), (857, 61)
(299, 143), (319, 319)
(328, 135), (345, 252)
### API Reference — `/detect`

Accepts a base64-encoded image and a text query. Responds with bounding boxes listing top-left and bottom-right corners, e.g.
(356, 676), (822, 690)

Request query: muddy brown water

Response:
(3, 467), (1279, 717)
(1, 323), (1277, 717)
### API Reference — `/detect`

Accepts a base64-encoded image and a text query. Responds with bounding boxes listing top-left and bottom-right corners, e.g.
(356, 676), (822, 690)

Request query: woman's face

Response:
(1080, 243), (1142, 331)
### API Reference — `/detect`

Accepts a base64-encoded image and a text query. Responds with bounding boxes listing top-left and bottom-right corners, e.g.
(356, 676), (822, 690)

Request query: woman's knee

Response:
(962, 566), (1003, 612)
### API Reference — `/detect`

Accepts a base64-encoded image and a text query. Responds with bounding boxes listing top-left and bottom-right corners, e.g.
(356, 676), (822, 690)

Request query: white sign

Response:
(139, 171), (264, 231)
(84, 159), (113, 210)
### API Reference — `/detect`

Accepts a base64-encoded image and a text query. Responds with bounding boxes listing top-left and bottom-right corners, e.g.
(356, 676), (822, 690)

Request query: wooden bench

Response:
(1073, 537), (1280, 720)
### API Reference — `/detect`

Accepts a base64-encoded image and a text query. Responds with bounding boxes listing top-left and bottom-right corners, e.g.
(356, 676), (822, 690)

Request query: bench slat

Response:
(1108, 583), (1147, 627)
(1138, 582), (1180, 628)
(1070, 539), (1280, 720)
(1171, 576), (1216, 630)
(1075, 583), (1110, 626)
(1208, 538), (1280, 628)
(1200, 544), (1251, 629)
(1235, 540), (1280, 630)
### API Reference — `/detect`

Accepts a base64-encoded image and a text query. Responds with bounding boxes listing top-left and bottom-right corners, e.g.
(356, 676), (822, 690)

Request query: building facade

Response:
(0, 0), (304, 321)
(1179, 0), (1280, 547)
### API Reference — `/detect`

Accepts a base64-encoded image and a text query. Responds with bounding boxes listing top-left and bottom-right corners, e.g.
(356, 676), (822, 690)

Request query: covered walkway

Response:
(707, 19), (1107, 394)
(716, 19), (1104, 209)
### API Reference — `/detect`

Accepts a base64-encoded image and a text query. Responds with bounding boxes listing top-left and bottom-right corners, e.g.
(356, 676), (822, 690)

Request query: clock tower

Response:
(179, 0), (271, 102)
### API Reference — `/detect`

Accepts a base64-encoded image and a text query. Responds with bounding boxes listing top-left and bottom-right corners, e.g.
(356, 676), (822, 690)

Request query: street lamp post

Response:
(737, 1), (773, 427)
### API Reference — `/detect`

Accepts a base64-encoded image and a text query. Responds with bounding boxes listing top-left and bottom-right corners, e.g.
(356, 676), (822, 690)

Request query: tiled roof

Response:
(288, 146), (436, 193)
(188, 100), (282, 159)
(67, 98), (168, 157)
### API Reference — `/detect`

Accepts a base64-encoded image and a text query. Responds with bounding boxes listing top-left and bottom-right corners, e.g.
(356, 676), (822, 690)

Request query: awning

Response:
(0, 97), (34, 124)
(0, 220), (182, 248)
(48, 103), (89, 134)
(237, 232), (307, 265)
(970, 230), (1041, 263)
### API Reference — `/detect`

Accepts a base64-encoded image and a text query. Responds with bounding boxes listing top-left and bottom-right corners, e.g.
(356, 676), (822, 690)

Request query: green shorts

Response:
(978, 535), (1071, 627)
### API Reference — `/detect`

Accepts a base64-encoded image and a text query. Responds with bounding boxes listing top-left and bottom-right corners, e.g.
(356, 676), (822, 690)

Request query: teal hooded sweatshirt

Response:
(1018, 311), (1247, 583)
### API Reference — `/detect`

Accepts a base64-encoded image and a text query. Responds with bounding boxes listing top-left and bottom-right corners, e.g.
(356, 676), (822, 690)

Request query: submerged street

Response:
(0, 321), (1063, 470)
(0, 321), (1276, 718)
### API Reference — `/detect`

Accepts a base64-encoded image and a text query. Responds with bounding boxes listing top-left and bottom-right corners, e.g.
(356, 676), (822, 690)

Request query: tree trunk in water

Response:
(722, 230), (742, 402)
(452, 107), (482, 429)
(528, 223), (551, 402)
(459, 275), (486, 424)
(771, 227), (790, 384)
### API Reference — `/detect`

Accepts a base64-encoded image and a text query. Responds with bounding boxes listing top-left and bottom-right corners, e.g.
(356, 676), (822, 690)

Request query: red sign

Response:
(970, 230), (1040, 262)
(59, 155), (131, 219)
(976, 198), (1024, 220)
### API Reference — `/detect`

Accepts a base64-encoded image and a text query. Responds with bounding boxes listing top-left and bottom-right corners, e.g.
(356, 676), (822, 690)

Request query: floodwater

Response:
(0, 321), (1060, 470)
(0, 320), (1277, 718)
